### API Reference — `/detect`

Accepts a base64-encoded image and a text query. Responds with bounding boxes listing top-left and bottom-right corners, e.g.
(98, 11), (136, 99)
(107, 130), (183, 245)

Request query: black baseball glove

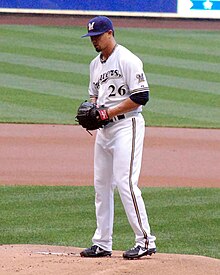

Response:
(76, 101), (110, 131)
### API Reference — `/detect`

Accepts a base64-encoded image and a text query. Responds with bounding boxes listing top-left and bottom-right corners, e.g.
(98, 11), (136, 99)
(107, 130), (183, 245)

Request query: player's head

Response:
(81, 16), (114, 38)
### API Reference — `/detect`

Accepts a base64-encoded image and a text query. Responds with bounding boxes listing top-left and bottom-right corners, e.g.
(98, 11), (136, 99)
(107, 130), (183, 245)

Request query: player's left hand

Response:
(76, 101), (110, 131)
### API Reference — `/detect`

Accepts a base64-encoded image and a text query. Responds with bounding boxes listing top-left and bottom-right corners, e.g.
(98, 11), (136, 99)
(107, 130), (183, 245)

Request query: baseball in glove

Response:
(76, 101), (110, 132)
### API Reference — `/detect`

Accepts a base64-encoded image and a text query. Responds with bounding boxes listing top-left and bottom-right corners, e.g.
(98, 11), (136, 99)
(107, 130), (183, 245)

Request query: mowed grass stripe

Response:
(119, 28), (220, 45)
(151, 85), (220, 108)
(1, 54), (219, 100)
(0, 88), (76, 123)
(147, 64), (220, 83)
(0, 36), (95, 57)
(147, 97), (220, 124)
(0, 53), (89, 74)
(1, 53), (220, 87)
(1, 50), (220, 82)
(147, 187), (220, 257)
(121, 27), (220, 37)
(1, 85), (218, 126)
(1, 70), (218, 100)
(1, 26), (219, 73)
(1, 33), (219, 65)
(1, 24), (219, 52)
(0, 100), (73, 123)
(0, 74), (88, 99)
(0, 25), (219, 128)
(0, 26), (86, 47)
(133, 38), (220, 57)
(0, 24), (84, 39)
(126, 42), (220, 64)
(146, 110), (219, 128)
(148, 73), (220, 95)
(140, 53), (220, 74)
(0, 62), (89, 85)
(118, 30), (220, 63)
(1, 26), (220, 63)
(1, 186), (219, 258)
(2, 24), (220, 43)
(0, 88), (74, 111)
(2, 29), (219, 64)
(0, 45), (92, 63)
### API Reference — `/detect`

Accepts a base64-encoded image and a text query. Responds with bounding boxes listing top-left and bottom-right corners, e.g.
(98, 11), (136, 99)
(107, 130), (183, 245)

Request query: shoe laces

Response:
(91, 245), (104, 252)
(91, 245), (98, 252)
(130, 245), (141, 251)
(136, 245), (147, 251)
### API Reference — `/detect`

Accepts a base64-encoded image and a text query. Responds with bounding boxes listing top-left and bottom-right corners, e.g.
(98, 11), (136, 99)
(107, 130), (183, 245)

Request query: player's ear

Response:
(108, 30), (114, 37)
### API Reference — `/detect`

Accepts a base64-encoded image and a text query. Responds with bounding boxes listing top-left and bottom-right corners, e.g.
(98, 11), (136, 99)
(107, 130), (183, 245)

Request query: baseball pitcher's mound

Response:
(0, 245), (219, 275)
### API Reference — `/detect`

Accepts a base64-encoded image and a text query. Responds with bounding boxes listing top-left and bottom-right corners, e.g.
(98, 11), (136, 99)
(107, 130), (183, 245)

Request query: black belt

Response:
(109, 114), (125, 122)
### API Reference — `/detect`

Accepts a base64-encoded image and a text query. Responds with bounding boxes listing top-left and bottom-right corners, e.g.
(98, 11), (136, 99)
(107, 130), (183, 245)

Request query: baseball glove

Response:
(76, 101), (110, 131)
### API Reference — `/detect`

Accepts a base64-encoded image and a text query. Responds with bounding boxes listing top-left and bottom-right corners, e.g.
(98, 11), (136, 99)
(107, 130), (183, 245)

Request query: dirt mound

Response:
(1, 245), (219, 275)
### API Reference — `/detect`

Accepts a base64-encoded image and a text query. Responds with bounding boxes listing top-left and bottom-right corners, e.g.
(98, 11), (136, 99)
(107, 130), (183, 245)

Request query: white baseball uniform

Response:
(88, 44), (156, 251)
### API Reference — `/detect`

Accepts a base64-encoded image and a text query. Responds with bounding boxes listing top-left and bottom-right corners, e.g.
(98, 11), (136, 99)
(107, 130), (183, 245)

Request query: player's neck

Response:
(101, 43), (117, 63)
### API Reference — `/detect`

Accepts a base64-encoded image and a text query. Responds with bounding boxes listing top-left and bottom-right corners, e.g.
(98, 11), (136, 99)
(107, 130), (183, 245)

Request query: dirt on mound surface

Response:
(1, 245), (219, 275)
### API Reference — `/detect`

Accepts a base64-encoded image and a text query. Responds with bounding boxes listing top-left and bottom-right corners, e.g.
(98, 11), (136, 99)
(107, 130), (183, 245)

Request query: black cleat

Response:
(123, 245), (156, 259)
(80, 245), (112, 258)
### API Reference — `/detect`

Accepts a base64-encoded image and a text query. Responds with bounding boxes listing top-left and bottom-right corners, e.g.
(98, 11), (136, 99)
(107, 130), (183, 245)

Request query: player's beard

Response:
(94, 45), (101, 52)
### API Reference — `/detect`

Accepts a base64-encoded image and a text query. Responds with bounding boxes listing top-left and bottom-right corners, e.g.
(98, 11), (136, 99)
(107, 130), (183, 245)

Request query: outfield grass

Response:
(0, 25), (219, 128)
(0, 186), (219, 259)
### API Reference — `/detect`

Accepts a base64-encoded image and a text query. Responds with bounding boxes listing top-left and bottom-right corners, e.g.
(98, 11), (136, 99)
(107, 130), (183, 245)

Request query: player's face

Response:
(90, 32), (110, 52)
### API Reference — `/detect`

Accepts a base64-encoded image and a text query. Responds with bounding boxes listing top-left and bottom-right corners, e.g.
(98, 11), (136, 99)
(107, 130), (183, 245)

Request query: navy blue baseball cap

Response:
(81, 16), (114, 38)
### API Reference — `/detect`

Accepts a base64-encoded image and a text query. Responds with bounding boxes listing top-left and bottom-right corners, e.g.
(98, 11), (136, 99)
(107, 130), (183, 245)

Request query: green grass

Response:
(0, 186), (219, 259)
(0, 25), (219, 128)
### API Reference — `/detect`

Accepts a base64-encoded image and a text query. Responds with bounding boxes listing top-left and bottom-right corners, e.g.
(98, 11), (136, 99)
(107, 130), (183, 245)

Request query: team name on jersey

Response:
(94, 69), (122, 90)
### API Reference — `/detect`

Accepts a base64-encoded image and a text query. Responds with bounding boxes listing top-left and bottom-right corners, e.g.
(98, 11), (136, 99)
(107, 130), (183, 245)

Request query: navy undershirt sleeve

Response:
(130, 91), (149, 105)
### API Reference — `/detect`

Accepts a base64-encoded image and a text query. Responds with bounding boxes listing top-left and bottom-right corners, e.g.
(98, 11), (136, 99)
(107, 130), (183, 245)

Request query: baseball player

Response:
(80, 16), (156, 259)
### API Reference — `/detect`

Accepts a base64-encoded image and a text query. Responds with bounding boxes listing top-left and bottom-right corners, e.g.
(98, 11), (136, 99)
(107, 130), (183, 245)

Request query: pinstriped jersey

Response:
(88, 44), (149, 112)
